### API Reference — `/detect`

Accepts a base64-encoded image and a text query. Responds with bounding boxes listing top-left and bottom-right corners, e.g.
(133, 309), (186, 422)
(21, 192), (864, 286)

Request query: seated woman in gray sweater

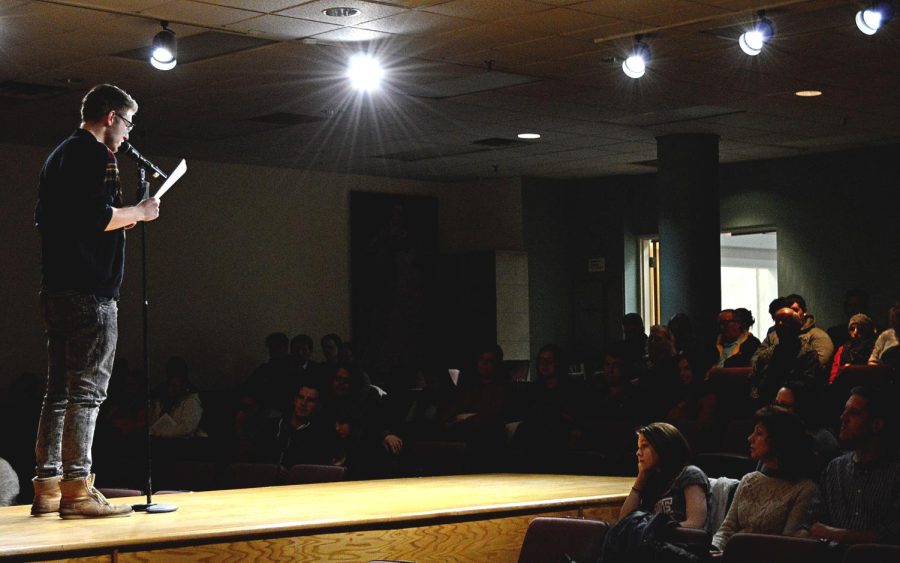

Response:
(712, 406), (818, 551)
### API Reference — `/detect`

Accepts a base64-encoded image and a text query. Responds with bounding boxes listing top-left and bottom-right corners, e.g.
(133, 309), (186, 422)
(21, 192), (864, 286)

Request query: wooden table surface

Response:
(0, 473), (633, 559)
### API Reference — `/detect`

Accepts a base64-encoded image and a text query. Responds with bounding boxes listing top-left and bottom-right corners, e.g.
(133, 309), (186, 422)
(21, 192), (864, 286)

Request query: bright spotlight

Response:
(856, 2), (894, 34)
(347, 53), (384, 92)
(150, 21), (177, 71)
(622, 39), (650, 79)
(739, 14), (774, 56)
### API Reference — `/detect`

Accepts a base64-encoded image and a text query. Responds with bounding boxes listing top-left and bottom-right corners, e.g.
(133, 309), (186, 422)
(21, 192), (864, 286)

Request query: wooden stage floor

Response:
(0, 473), (632, 562)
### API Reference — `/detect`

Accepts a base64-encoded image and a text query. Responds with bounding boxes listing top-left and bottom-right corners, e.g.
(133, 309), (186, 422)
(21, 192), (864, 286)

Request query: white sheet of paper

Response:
(154, 159), (186, 199)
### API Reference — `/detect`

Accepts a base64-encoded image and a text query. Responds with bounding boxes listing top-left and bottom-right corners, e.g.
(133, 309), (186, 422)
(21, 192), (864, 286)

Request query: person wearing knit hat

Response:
(829, 313), (877, 384)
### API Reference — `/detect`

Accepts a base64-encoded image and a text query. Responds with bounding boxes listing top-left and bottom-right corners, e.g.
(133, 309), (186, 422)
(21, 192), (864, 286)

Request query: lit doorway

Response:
(720, 231), (778, 340)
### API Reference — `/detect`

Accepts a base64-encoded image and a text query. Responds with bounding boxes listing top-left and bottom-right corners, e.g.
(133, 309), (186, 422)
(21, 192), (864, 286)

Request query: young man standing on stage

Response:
(32, 84), (160, 518)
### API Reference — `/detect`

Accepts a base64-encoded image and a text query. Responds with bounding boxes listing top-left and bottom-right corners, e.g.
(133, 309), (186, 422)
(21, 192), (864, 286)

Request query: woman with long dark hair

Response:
(619, 422), (710, 529)
(711, 406), (818, 551)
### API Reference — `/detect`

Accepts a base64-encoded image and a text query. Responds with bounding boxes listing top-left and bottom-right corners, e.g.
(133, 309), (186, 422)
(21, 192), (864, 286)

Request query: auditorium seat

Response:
(832, 364), (891, 387)
(154, 459), (219, 492)
(694, 452), (756, 480)
(517, 517), (608, 563)
(404, 441), (467, 476)
(285, 464), (347, 484)
(97, 487), (141, 498)
(218, 463), (286, 490)
(705, 367), (752, 385)
(722, 533), (840, 563)
(842, 543), (900, 563)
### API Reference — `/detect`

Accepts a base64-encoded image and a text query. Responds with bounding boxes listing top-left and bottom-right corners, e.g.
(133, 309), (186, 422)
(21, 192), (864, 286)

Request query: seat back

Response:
(518, 517), (608, 563)
(405, 440), (467, 476)
(842, 543), (900, 563)
(694, 452), (756, 480)
(722, 533), (838, 563)
(97, 487), (142, 498)
(285, 463), (347, 484)
(219, 463), (286, 490)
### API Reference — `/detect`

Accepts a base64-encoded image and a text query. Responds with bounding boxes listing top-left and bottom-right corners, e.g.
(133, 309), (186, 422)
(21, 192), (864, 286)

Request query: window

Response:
(720, 231), (778, 340)
(637, 231), (777, 340)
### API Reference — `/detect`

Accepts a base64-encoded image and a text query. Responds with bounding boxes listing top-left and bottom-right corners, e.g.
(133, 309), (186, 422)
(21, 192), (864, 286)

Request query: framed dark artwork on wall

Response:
(349, 192), (439, 383)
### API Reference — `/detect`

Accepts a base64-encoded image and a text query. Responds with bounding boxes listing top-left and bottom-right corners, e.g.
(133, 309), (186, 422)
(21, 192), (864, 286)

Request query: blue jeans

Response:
(35, 291), (118, 479)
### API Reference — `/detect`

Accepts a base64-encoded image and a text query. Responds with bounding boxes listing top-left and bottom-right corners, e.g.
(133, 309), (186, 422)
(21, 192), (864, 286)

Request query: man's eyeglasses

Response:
(115, 113), (134, 132)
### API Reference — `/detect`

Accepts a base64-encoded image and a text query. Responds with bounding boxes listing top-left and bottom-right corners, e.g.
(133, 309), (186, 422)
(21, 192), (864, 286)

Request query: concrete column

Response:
(656, 134), (721, 348)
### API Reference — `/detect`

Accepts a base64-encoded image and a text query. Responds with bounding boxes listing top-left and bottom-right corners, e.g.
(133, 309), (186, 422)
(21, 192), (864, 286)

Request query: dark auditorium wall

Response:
(0, 143), (523, 392)
(524, 143), (900, 361)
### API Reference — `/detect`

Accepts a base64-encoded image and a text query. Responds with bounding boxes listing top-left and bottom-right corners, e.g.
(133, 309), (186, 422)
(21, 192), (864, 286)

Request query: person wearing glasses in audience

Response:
(32, 84), (160, 519)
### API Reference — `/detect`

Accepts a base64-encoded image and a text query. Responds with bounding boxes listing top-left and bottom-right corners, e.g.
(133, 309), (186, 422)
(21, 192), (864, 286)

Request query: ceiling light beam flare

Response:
(347, 53), (384, 92)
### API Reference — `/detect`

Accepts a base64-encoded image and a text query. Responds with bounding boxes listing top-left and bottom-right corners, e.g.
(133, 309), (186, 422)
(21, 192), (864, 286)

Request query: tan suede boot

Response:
(31, 475), (62, 516)
(59, 474), (133, 519)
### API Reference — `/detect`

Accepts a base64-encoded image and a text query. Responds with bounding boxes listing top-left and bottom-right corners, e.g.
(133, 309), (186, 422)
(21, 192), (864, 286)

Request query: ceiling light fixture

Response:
(517, 133), (541, 139)
(323, 7), (360, 18)
(622, 36), (650, 79)
(150, 21), (177, 71)
(347, 53), (384, 92)
(856, 1), (894, 34)
(795, 90), (822, 97)
(739, 11), (774, 56)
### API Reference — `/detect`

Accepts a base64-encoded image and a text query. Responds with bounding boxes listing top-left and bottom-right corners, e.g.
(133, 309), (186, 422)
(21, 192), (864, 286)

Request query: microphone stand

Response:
(131, 164), (177, 514)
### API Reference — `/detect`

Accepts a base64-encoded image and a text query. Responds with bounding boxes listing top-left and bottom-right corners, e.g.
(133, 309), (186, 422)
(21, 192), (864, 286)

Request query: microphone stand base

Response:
(132, 502), (178, 514)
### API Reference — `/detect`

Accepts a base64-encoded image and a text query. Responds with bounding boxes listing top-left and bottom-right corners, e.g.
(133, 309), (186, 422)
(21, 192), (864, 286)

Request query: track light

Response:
(622, 37), (650, 79)
(856, 2), (894, 35)
(739, 12), (774, 56)
(150, 21), (177, 71)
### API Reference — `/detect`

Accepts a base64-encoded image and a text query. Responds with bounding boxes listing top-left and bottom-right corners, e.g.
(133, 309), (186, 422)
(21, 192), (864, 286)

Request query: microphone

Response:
(119, 141), (168, 180)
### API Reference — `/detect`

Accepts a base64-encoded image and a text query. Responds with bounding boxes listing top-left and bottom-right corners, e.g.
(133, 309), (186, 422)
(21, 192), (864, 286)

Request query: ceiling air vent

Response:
(113, 31), (275, 65)
(472, 137), (531, 148)
(247, 112), (326, 125)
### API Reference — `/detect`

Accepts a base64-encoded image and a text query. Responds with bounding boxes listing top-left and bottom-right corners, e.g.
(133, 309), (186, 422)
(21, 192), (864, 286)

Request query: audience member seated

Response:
(750, 306), (820, 406)
(619, 422), (710, 530)
(0, 456), (19, 506)
(827, 288), (870, 350)
(321, 363), (400, 478)
(829, 314), (877, 383)
(320, 333), (343, 371)
(668, 312), (696, 357)
(758, 294), (834, 371)
(290, 333), (323, 384)
(149, 356), (206, 439)
(253, 381), (333, 468)
(241, 332), (296, 417)
(95, 361), (146, 456)
(773, 383), (840, 473)
(666, 352), (717, 431)
(512, 344), (586, 471)
(711, 406), (818, 551)
(637, 325), (681, 422)
(716, 308), (761, 368)
(439, 343), (510, 471)
(869, 303), (900, 365)
(621, 312), (648, 375)
(585, 342), (640, 461)
(801, 385), (900, 545)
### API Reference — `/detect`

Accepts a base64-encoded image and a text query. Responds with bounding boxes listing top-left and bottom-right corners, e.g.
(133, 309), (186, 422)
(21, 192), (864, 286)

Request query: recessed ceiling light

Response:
(323, 7), (360, 17)
(795, 90), (822, 97)
(518, 133), (541, 139)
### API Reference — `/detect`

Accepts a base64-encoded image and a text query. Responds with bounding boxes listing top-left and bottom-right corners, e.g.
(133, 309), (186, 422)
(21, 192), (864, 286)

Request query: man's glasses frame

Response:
(115, 112), (134, 132)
